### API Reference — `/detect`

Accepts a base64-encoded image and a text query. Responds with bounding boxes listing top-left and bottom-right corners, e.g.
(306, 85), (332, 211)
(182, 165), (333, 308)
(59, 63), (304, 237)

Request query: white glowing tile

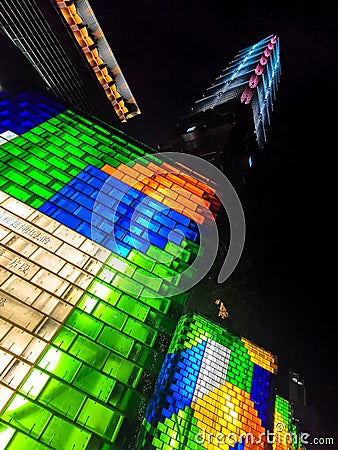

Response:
(31, 269), (69, 296)
(1, 359), (31, 389)
(32, 292), (60, 316)
(0, 319), (11, 340)
(28, 211), (60, 234)
(36, 317), (60, 341)
(0, 385), (14, 414)
(62, 285), (84, 306)
(1, 234), (38, 258)
(0, 192), (9, 204)
(0, 247), (40, 280)
(79, 240), (110, 263)
(0, 352), (13, 375)
(1, 274), (41, 304)
(0, 295), (44, 333)
(0, 227), (9, 240)
(0, 327), (33, 355)
(2, 199), (32, 219)
(19, 369), (49, 399)
(56, 243), (89, 267)
(50, 301), (72, 322)
(192, 338), (231, 403)
(21, 338), (47, 364)
(0, 131), (18, 141)
(30, 248), (65, 273)
(53, 224), (86, 248)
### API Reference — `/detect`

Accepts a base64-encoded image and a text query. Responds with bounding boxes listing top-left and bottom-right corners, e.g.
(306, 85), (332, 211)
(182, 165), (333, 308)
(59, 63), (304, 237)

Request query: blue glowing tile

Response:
(168, 209), (191, 227)
(143, 230), (166, 249)
(74, 205), (93, 223)
(153, 212), (176, 229)
(38, 202), (58, 216)
(71, 192), (96, 210)
(52, 209), (82, 230)
(122, 234), (149, 253)
(84, 165), (110, 181)
(51, 194), (78, 213)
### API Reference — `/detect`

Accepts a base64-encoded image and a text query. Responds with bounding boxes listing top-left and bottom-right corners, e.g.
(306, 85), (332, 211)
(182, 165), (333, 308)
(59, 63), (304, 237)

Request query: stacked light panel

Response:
(54, 0), (141, 121)
(273, 396), (299, 450)
(0, 90), (221, 449)
(137, 313), (278, 450)
(193, 35), (281, 148)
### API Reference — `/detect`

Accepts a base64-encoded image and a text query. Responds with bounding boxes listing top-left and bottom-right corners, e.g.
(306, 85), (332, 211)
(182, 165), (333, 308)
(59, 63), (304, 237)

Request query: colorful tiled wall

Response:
(136, 313), (278, 450)
(273, 396), (299, 450)
(0, 90), (221, 449)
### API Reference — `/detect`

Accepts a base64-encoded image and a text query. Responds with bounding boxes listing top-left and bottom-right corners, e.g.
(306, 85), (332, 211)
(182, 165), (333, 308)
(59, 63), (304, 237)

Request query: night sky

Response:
(90, 0), (337, 441)
(1, 0), (337, 444)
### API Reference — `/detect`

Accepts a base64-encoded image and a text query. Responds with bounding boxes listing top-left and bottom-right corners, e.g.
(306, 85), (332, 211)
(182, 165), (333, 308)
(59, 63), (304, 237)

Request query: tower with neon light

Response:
(161, 35), (281, 182)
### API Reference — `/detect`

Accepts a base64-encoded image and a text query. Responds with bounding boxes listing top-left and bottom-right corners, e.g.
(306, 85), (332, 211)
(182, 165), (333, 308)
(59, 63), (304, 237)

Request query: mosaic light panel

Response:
(0, 90), (221, 449)
(136, 313), (278, 450)
(273, 396), (299, 450)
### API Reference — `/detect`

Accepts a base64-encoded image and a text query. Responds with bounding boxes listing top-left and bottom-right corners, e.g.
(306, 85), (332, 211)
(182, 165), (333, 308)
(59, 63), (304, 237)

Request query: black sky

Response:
(89, 0), (337, 441)
(1, 0), (337, 444)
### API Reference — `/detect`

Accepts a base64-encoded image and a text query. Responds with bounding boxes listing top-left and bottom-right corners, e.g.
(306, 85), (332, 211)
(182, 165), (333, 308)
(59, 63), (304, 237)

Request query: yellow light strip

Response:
(55, 1), (131, 121)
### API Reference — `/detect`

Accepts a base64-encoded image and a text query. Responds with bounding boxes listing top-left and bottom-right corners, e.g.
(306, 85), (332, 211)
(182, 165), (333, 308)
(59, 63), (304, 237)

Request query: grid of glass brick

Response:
(273, 396), (299, 450)
(0, 91), (221, 449)
(137, 313), (277, 449)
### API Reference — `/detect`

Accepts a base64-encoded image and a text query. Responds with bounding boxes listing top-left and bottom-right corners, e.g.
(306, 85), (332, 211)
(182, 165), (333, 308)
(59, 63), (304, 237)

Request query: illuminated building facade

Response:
(0, 88), (220, 449)
(136, 313), (278, 449)
(161, 35), (281, 183)
(0, 0), (140, 123)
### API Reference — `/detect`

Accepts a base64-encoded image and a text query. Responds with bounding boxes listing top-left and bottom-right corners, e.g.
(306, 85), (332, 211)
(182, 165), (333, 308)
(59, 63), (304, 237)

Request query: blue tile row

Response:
(39, 165), (200, 257)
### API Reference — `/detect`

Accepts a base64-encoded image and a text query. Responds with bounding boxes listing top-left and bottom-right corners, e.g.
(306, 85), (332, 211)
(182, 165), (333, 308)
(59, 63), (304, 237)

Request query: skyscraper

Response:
(0, 0), (140, 123)
(161, 35), (281, 185)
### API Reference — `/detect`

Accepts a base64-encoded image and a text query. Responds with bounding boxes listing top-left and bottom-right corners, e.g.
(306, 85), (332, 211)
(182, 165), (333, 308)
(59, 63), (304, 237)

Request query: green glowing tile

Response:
(123, 318), (157, 347)
(29, 198), (45, 208)
(2, 167), (31, 185)
(127, 249), (156, 272)
(63, 143), (85, 157)
(83, 154), (104, 167)
(69, 336), (109, 368)
(38, 347), (81, 382)
(3, 142), (25, 156)
(73, 365), (115, 401)
(2, 394), (52, 438)
(77, 398), (122, 440)
(46, 134), (65, 147)
(138, 293), (170, 314)
(46, 154), (70, 171)
(146, 246), (174, 265)
(88, 280), (121, 304)
(151, 264), (180, 283)
(0, 422), (15, 448)
(52, 327), (77, 351)
(41, 416), (91, 450)
(26, 168), (52, 185)
(7, 159), (30, 172)
(39, 378), (86, 419)
(25, 154), (50, 171)
(165, 242), (191, 263)
(66, 309), (103, 339)
(76, 123), (95, 135)
(5, 432), (49, 450)
(49, 180), (64, 191)
(106, 254), (136, 277)
(132, 268), (162, 292)
(92, 124), (110, 136)
(93, 302), (128, 330)
(76, 294), (99, 313)
(97, 326), (134, 357)
(48, 167), (72, 183)
(45, 142), (67, 159)
(62, 134), (82, 147)
(19, 369), (49, 399)
(116, 294), (150, 321)
(111, 274), (144, 298)
(64, 154), (87, 169)
(79, 133), (98, 147)
(103, 354), (141, 388)
(4, 185), (31, 202)
(26, 181), (54, 199)
(108, 382), (125, 407)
